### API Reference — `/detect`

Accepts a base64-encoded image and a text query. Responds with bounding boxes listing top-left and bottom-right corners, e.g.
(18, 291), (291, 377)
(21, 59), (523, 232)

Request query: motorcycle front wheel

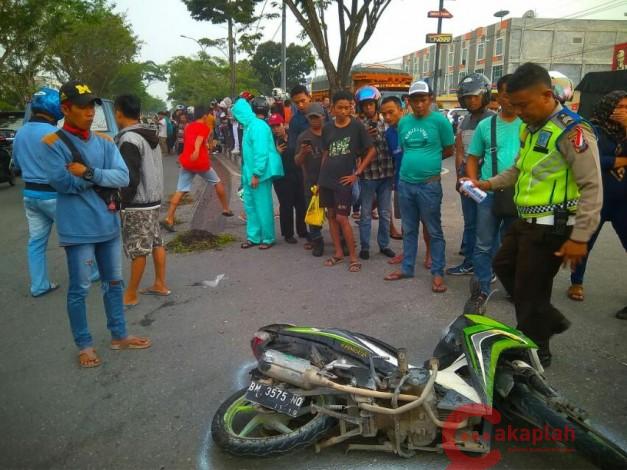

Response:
(211, 387), (337, 457)
(501, 383), (627, 470)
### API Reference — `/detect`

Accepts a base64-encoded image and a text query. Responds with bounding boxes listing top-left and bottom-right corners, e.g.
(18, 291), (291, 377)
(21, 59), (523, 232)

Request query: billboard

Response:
(612, 42), (627, 71)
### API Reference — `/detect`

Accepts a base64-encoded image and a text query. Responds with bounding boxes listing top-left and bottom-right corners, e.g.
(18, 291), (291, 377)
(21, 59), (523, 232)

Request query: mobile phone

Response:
(302, 139), (312, 146)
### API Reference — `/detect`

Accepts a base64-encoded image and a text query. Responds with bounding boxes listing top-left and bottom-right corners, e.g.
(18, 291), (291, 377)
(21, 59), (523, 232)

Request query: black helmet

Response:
(456, 73), (491, 109)
(251, 96), (269, 117)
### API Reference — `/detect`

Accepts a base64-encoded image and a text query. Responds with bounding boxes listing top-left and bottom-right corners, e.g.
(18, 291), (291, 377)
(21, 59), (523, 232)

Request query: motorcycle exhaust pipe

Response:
(258, 349), (321, 390)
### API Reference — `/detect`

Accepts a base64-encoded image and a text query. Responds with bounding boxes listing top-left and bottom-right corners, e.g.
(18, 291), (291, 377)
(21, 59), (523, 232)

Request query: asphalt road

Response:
(0, 153), (625, 470)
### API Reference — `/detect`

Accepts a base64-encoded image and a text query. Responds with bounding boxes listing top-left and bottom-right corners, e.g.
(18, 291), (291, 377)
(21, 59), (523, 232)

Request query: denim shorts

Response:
(176, 167), (220, 192)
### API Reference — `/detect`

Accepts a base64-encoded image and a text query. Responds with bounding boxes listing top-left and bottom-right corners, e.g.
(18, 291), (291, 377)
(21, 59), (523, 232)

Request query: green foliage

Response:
(167, 56), (261, 104)
(250, 41), (316, 94)
(166, 230), (236, 254)
(182, 0), (264, 25)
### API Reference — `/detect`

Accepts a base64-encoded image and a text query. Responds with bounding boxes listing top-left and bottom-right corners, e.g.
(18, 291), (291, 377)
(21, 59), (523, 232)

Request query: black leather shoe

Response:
(552, 317), (571, 335)
(380, 247), (396, 258)
(359, 250), (370, 260)
(285, 237), (297, 244)
(536, 340), (552, 368)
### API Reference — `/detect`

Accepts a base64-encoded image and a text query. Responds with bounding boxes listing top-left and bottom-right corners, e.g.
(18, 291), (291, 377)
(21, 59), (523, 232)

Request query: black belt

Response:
(24, 182), (55, 192)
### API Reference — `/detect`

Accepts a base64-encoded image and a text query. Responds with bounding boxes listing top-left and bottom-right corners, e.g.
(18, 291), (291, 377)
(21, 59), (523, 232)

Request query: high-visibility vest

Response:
(514, 108), (588, 218)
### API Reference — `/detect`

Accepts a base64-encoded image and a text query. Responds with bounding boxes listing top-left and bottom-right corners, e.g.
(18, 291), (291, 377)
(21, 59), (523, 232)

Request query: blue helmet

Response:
(31, 87), (63, 122)
(354, 85), (381, 111)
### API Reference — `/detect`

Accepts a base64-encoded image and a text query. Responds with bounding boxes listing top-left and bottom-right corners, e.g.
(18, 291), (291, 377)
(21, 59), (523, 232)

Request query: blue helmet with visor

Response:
(31, 87), (63, 122)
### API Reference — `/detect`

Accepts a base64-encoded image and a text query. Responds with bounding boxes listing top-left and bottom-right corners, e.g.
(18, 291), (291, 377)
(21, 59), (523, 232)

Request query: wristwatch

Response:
(82, 167), (95, 181)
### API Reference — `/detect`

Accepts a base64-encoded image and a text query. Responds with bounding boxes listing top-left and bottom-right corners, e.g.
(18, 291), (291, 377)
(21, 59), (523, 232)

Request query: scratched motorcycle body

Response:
(211, 314), (626, 468)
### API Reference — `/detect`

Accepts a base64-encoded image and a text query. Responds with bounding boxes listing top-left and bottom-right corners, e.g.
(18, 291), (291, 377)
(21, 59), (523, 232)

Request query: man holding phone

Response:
(269, 113), (308, 244)
(295, 103), (327, 256)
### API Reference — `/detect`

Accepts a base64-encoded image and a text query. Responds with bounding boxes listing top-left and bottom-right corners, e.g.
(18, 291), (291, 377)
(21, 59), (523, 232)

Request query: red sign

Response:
(612, 42), (627, 71)
(428, 9), (453, 19)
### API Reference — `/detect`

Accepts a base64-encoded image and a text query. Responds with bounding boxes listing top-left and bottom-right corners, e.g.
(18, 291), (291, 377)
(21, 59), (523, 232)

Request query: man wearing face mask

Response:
(466, 63), (602, 367)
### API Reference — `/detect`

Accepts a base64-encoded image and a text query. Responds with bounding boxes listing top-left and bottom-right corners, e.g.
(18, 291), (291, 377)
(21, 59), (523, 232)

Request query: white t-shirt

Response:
(158, 118), (167, 138)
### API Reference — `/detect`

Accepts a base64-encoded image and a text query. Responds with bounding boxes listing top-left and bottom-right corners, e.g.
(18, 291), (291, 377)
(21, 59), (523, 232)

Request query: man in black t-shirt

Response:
(295, 103), (326, 256)
(319, 90), (375, 273)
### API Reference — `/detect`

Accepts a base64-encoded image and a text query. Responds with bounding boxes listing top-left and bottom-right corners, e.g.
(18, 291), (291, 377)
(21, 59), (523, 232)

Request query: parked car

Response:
(24, 98), (118, 138)
(0, 111), (26, 154)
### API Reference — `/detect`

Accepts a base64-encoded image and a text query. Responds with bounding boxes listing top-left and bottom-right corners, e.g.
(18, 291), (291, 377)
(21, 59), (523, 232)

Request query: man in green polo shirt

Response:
(384, 81), (455, 293)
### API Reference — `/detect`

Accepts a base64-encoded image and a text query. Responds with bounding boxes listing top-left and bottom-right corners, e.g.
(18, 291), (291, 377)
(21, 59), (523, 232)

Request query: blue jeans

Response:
(472, 193), (516, 294)
(23, 197), (57, 296)
(359, 177), (392, 251)
(398, 180), (446, 277)
(460, 193), (477, 267)
(64, 236), (126, 349)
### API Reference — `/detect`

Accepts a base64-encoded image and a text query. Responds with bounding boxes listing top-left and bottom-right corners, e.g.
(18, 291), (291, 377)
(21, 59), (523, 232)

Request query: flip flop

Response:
(139, 288), (171, 297)
(241, 241), (258, 249)
(567, 284), (584, 301)
(259, 243), (274, 250)
(32, 282), (60, 298)
(324, 256), (344, 267)
(390, 234), (403, 240)
(160, 220), (176, 232)
(78, 349), (102, 368)
(348, 261), (362, 273)
(222, 210), (234, 217)
(110, 336), (152, 350)
(432, 276), (448, 293)
(384, 271), (411, 281)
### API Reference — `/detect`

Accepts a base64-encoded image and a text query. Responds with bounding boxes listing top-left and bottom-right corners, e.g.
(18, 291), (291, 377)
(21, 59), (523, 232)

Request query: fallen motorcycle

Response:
(212, 314), (626, 469)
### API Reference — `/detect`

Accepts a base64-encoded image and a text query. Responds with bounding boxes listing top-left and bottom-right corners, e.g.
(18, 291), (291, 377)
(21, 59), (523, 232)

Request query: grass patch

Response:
(166, 193), (194, 206)
(166, 230), (236, 254)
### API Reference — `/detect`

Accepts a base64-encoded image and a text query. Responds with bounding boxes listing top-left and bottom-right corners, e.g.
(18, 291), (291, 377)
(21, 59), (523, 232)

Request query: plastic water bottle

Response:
(461, 180), (487, 203)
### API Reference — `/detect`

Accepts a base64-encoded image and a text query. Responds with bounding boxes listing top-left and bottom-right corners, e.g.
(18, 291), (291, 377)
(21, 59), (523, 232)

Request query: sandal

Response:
(384, 271), (411, 281)
(432, 276), (447, 293)
(324, 256), (344, 267)
(259, 243), (274, 250)
(110, 335), (152, 350)
(241, 241), (258, 249)
(388, 253), (403, 265)
(222, 210), (234, 217)
(390, 233), (403, 240)
(160, 220), (176, 233)
(303, 242), (313, 250)
(78, 348), (102, 368)
(567, 284), (584, 301)
(348, 261), (362, 273)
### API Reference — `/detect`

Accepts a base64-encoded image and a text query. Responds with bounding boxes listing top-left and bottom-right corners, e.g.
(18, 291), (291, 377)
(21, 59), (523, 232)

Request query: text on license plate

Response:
(245, 381), (305, 417)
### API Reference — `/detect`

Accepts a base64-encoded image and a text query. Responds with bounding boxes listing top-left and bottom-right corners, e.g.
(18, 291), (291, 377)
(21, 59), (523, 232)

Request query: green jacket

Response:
(231, 99), (284, 185)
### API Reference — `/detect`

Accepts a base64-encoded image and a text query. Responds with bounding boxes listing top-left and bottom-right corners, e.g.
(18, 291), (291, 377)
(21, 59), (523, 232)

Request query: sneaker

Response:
(359, 250), (370, 260)
(446, 263), (474, 276)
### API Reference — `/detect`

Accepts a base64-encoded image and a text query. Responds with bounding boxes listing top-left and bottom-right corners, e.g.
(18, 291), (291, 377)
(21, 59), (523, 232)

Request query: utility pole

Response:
(281, 0), (287, 92)
(228, 17), (236, 98)
(432, 0), (444, 97)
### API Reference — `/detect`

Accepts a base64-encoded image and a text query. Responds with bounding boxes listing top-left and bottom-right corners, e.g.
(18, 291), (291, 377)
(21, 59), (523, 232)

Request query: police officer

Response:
(468, 63), (602, 367)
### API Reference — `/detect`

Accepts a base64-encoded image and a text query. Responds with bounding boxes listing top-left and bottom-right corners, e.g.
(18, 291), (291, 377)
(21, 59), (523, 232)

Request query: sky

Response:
(111, 0), (627, 102)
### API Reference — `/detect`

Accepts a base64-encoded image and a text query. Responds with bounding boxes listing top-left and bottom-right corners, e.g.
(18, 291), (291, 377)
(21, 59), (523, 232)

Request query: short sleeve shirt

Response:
(459, 109), (495, 159)
(398, 111), (455, 184)
(468, 115), (522, 181)
(296, 128), (324, 188)
(179, 121), (210, 172)
(318, 118), (373, 191)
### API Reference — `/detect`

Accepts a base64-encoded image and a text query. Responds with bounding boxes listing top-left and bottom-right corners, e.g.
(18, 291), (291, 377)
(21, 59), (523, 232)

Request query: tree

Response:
(250, 41), (316, 94)
(47, 6), (138, 96)
(281, 0), (393, 93)
(167, 56), (261, 105)
(0, 0), (93, 107)
(182, 0), (273, 97)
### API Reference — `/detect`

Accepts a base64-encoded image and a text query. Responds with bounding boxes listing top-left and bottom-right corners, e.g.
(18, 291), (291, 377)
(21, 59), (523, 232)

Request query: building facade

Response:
(402, 16), (627, 97)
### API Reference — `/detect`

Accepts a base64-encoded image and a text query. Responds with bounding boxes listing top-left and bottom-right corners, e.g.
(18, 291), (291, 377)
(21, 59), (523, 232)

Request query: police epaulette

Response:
(41, 133), (59, 146)
(94, 131), (113, 142)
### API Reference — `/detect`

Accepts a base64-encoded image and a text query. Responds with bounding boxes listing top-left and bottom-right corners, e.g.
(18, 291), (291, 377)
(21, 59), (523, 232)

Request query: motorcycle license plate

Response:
(244, 381), (305, 417)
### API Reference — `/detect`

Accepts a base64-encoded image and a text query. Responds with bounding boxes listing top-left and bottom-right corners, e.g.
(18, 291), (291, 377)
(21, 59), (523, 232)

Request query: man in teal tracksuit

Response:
(232, 97), (284, 249)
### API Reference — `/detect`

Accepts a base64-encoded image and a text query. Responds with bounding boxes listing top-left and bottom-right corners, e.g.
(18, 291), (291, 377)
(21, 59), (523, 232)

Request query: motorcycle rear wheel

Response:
(211, 387), (336, 457)
(502, 383), (627, 470)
